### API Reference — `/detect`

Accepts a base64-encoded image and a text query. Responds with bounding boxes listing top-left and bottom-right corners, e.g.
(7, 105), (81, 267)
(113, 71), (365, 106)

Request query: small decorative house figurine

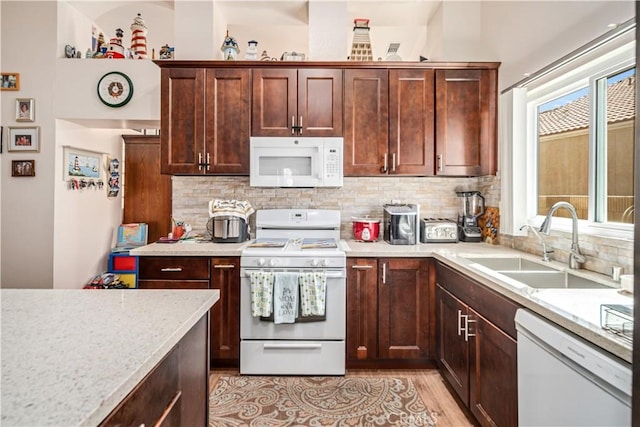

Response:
(130, 13), (148, 59)
(244, 40), (258, 60)
(220, 30), (239, 60)
(159, 44), (174, 59)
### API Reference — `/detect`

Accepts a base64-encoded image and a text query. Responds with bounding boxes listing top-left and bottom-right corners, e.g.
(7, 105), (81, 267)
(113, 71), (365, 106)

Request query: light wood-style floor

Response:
(209, 369), (474, 427)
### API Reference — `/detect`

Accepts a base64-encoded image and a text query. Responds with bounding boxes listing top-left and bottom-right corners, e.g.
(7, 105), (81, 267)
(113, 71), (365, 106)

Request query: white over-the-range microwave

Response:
(249, 137), (344, 188)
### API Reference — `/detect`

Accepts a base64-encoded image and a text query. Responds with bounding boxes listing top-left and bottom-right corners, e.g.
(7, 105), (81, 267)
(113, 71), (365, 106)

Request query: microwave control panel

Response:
(323, 138), (343, 186)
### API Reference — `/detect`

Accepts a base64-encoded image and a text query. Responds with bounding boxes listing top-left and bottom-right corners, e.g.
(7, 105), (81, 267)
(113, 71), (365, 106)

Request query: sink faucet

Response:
(539, 201), (586, 269)
(519, 224), (553, 262)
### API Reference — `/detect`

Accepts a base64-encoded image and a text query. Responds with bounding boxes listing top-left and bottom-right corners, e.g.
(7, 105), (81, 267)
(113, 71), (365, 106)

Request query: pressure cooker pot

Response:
(351, 217), (381, 242)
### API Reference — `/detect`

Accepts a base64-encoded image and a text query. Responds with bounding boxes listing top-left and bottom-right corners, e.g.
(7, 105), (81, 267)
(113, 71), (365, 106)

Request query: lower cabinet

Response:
(100, 314), (209, 427)
(347, 257), (432, 368)
(210, 257), (240, 367)
(138, 256), (240, 368)
(435, 262), (518, 427)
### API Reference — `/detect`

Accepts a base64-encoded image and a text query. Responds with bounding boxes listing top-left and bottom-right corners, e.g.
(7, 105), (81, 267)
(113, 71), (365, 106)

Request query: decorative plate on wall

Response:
(97, 71), (133, 108)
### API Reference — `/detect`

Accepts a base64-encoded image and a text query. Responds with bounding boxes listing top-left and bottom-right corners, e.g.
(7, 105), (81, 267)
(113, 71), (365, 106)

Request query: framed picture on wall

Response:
(7, 126), (39, 152)
(15, 98), (35, 122)
(11, 160), (35, 177)
(63, 146), (105, 182)
(0, 73), (19, 91)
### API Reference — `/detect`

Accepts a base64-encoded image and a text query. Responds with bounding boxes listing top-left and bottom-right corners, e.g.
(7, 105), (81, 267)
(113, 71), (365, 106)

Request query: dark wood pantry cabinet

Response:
(435, 262), (519, 427)
(159, 67), (251, 174)
(252, 68), (343, 137)
(122, 135), (172, 243)
(346, 257), (432, 368)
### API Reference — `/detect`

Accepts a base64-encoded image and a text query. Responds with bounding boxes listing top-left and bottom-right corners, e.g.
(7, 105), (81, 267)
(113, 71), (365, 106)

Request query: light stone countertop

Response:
(1, 289), (219, 427)
(130, 238), (632, 363)
(130, 240), (248, 256)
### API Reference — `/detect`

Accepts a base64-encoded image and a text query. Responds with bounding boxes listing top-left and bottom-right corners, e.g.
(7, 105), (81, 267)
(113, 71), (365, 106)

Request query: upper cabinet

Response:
(156, 61), (498, 177)
(344, 68), (434, 176)
(252, 68), (343, 137)
(435, 68), (498, 176)
(344, 65), (497, 177)
(160, 66), (251, 175)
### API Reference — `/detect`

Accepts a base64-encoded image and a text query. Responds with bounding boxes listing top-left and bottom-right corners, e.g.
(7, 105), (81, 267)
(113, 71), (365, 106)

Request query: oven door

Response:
(240, 268), (346, 340)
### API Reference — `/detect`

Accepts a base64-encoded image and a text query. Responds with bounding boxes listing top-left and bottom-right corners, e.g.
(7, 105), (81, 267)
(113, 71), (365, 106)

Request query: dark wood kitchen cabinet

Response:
(344, 69), (434, 176)
(122, 135), (172, 243)
(347, 257), (432, 368)
(252, 68), (343, 137)
(138, 256), (240, 368)
(435, 262), (518, 427)
(435, 68), (498, 176)
(100, 315), (209, 427)
(209, 257), (240, 367)
(160, 67), (251, 174)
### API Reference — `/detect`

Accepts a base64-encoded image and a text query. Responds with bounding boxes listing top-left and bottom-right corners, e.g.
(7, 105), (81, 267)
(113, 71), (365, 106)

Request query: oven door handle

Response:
(263, 343), (322, 350)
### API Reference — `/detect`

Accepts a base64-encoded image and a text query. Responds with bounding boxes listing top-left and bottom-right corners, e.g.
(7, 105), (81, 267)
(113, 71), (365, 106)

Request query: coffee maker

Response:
(456, 191), (485, 242)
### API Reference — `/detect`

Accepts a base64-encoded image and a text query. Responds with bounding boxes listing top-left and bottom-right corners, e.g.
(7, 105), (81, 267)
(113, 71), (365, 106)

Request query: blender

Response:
(456, 191), (485, 242)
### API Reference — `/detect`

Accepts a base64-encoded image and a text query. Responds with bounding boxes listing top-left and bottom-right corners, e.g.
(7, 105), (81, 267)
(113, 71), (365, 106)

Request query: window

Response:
(526, 44), (635, 234)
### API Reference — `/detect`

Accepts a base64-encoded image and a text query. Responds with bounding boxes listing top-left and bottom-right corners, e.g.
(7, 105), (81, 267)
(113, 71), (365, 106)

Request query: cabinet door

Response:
(389, 69), (435, 175)
(204, 69), (251, 174)
(435, 69), (497, 176)
(252, 68), (297, 136)
(160, 68), (205, 174)
(346, 258), (378, 363)
(378, 258), (430, 359)
(210, 258), (240, 366)
(123, 135), (172, 243)
(297, 69), (343, 136)
(435, 284), (470, 406)
(469, 309), (518, 427)
(343, 69), (389, 176)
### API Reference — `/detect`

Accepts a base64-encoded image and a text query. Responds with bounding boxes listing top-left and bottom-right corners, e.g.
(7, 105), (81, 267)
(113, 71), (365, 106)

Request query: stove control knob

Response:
(269, 259), (278, 267)
(311, 259), (320, 267)
(258, 258), (266, 266)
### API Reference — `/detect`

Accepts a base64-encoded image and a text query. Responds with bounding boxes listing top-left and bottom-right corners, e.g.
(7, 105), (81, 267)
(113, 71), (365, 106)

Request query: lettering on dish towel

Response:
(250, 271), (274, 317)
(274, 272), (299, 324)
(300, 271), (326, 316)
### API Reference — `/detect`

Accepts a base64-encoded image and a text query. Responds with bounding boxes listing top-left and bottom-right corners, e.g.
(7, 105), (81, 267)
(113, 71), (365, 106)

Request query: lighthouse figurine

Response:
(105, 28), (126, 59)
(130, 13), (148, 59)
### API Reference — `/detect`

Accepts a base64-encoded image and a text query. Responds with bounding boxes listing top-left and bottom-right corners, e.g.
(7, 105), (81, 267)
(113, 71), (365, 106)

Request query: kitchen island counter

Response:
(1, 289), (219, 427)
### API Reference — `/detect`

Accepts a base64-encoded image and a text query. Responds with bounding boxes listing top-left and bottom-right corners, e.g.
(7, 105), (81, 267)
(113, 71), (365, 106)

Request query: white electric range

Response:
(239, 209), (346, 375)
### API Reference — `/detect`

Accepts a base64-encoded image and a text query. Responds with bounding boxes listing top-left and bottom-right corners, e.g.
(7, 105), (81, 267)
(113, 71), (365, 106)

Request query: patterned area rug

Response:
(209, 376), (434, 426)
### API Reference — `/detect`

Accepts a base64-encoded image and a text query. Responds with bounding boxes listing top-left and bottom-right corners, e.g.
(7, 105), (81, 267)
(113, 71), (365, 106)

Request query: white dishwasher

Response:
(515, 309), (631, 427)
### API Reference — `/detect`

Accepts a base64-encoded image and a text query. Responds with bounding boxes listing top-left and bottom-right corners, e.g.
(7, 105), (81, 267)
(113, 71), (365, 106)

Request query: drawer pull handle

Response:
(153, 390), (182, 427)
(160, 267), (183, 272)
(214, 264), (235, 269)
(351, 265), (373, 269)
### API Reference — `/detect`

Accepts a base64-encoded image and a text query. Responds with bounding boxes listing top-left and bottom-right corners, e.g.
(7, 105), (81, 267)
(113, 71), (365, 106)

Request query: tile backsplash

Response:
(173, 175), (500, 239)
(172, 174), (631, 277)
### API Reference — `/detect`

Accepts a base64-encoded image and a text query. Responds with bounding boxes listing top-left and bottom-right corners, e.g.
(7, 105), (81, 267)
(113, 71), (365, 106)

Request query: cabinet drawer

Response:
(100, 346), (180, 426)
(138, 280), (209, 290)
(139, 257), (210, 280)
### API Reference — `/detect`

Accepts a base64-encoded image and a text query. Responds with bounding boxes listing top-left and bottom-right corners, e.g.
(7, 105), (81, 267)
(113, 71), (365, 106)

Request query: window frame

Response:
(515, 41), (635, 240)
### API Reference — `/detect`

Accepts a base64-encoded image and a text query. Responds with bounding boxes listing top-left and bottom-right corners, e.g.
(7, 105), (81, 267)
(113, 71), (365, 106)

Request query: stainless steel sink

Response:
(499, 271), (611, 289)
(466, 257), (558, 272)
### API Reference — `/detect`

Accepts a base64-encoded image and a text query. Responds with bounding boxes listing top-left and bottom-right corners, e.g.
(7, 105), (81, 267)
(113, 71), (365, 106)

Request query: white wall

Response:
(481, 0), (634, 90)
(1, 1), (57, 289)
(52, 122), (124, 289)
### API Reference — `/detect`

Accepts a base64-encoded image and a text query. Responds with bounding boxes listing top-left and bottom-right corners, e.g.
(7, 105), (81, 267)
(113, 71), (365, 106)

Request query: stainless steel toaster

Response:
(420, 218), (458, 243)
